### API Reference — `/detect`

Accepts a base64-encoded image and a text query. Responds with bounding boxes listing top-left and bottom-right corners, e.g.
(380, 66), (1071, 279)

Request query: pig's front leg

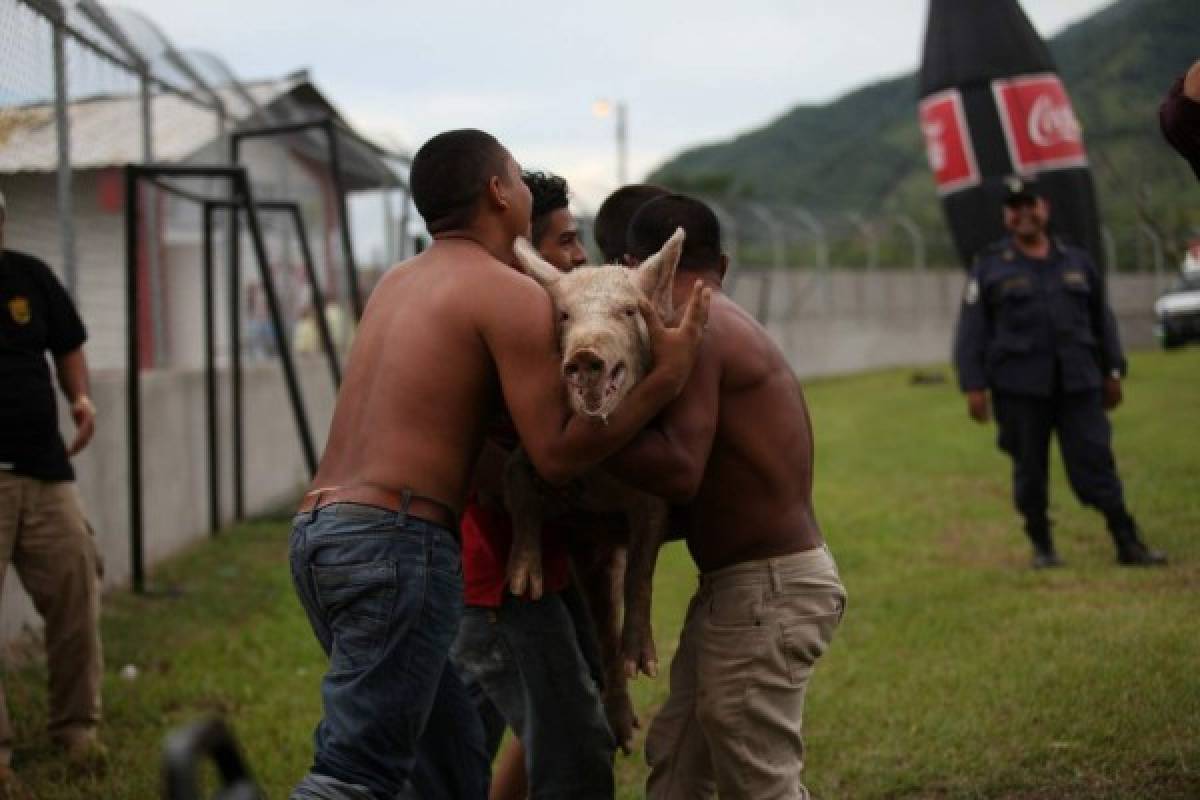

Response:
(503, 448), (546, 599)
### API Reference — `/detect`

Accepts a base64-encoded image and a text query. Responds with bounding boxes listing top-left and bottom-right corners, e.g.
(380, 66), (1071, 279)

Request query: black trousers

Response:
(992, 388), (1126, 529)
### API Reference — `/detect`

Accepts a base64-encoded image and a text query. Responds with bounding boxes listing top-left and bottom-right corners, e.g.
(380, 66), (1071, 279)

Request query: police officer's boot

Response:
(1025, 519), (1063, 569)
(1104, 508), (1167, 567)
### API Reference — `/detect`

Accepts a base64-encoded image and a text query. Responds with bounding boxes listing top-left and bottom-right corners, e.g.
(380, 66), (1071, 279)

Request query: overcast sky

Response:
(117, 0), (1113, 212)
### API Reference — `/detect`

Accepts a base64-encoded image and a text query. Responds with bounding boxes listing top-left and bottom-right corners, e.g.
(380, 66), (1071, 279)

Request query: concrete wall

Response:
(728, 268), (1161, 380)
(0, 357), (336, 646)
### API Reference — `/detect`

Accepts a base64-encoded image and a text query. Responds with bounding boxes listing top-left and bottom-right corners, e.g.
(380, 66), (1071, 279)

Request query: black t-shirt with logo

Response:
(0, 249), (87, 481)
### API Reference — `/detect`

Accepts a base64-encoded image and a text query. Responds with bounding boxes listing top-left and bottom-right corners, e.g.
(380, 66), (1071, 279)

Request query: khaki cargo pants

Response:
(0, 472), (103, 765)
(646, 546), (845, 800)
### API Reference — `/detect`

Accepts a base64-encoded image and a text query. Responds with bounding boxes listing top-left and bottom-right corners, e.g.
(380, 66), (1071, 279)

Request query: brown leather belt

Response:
(297, 485), (459, 532)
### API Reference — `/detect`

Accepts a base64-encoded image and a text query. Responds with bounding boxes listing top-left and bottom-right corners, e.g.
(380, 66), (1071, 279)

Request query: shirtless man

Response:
(454, 169), (613, 800)
(287, 130), (710, 800)
(610, 193), (846, 800)
(593, 184), (668, 264)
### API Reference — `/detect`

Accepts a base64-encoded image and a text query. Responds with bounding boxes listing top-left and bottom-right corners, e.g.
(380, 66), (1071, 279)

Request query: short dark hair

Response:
(522, 171), (571, 246)
(410, 129), (509, 235)
(628, 193), (722, 272)
(593, 183), (668, 262)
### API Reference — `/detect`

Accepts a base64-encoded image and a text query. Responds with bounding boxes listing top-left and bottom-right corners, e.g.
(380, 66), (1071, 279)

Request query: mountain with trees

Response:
(648, 0), (1199, 267)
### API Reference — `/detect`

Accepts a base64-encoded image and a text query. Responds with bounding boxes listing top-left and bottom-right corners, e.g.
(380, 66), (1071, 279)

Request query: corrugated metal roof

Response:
(0, 75), (401, 190)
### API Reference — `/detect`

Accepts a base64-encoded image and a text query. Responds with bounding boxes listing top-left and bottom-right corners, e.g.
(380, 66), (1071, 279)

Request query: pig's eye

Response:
(560, 311), (570, 322)
(624, 307), (636, 317)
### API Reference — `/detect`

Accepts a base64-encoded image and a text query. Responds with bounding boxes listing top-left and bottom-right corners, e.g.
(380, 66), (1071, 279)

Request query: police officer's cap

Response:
(1000, 175), (1042, 206)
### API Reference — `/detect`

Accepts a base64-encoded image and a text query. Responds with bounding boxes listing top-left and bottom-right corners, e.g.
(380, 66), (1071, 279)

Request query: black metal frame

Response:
(125, 164), (322, 593)
(201, 200), (342, 538)
(226, 116), (359, 519)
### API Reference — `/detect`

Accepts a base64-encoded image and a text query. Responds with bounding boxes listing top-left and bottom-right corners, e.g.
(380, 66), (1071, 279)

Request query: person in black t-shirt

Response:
(0, 190), (106, 792)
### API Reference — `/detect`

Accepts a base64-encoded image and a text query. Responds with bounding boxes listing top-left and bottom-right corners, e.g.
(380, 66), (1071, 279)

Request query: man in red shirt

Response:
(450, 171), (616, 799)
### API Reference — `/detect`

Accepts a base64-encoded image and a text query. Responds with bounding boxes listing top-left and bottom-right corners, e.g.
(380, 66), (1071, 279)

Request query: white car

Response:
(1154, 269), (1200, 349)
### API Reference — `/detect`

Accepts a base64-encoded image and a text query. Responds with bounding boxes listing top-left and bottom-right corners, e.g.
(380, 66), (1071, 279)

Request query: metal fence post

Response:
(324, 119), (364, 321)
(748, 204), (785, 325)
(1137, 222), (1165, 292)
(705, 199), (740, 293)
(124, 166), (145, 593)
(202, 203), (220, 536)
(48, 4), (77, 294)
(846, 212), (876, 312)
(1101, 225), (1118, 272)
(891, 214), (926, 315)
(787, 206), (830, 315)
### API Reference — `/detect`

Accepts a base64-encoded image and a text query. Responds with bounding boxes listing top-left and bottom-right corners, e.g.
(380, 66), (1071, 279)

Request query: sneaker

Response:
(1117, 540), (1168, 567)
(1032, 549), (1064, 569)
(0, 765), (33, 800)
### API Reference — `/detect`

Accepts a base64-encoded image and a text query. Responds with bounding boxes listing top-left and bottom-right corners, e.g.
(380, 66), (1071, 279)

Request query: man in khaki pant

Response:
(0, 190), (104, 796)
(611, 193), (846, 798)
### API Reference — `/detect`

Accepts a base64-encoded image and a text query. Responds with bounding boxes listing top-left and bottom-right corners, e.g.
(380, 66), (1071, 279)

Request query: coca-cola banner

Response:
(992, 73), (1088, 174)
(919, 0), (1106, 269)
(919, 89), (981, 195)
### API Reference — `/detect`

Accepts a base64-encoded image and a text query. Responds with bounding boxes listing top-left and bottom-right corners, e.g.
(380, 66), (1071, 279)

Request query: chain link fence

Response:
(592, 197), (1172, 343)
(0, 0), (410, 373)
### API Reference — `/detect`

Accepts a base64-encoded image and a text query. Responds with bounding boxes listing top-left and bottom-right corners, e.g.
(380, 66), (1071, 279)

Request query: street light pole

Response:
(616, 101), (628, 186)
(593, 98), (629, 187)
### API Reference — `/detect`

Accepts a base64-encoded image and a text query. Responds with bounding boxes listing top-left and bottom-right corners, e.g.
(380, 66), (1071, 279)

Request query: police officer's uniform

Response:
(954, 230), (1162, 565)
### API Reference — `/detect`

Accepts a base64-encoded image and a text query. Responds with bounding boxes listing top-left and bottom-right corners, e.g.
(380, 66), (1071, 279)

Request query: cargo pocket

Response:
(313, 561), (399, 674)
(85, 519), (104, 581)
(780, 609), (842, 686)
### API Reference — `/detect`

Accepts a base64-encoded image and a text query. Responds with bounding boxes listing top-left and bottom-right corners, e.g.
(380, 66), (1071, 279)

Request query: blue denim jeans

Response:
(288, 503), (489, 800)
(452, 592), (615, 800)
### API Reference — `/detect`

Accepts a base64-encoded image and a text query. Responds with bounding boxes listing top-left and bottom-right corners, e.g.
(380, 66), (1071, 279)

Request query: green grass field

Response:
(6, 350), (1199, 799)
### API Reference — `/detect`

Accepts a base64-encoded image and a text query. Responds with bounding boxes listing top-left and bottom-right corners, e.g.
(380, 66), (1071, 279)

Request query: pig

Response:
(502, 229), (685, 710)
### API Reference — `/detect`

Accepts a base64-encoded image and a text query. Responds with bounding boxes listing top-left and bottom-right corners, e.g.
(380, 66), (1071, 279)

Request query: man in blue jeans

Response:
(287, 129), (711, 799)
(290, 501), (484, 800)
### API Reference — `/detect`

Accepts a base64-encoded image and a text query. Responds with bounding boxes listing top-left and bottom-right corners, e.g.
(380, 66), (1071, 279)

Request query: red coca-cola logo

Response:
(919, 89), (980, 195)
(992, 73), (1088, 173)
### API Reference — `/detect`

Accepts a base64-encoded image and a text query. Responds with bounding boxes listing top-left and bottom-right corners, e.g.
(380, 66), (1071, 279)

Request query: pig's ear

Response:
(514, 236), (561, 290)
(635, 227), (683, 315)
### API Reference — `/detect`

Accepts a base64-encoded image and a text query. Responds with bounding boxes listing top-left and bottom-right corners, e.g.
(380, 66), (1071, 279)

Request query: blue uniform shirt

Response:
(953, 238), (1125, 397)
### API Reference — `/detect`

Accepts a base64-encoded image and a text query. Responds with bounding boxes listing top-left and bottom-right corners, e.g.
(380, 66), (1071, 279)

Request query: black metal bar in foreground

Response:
(124, 166), (144, 594)
(162, 716), (263, 800)
(202, 202), (220, 537)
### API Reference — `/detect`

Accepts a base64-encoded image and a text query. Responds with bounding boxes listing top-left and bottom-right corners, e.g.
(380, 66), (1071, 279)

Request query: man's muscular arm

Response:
(484, 274), (711, 486)
(605, 340), (720, 503)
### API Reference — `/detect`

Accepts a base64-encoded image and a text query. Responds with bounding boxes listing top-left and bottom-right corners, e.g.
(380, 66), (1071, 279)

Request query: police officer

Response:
(953, 177), (1166, 569)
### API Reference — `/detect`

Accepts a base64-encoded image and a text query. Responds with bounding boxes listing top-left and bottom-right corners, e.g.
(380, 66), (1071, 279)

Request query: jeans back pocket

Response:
(312, 561), (399, 673)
